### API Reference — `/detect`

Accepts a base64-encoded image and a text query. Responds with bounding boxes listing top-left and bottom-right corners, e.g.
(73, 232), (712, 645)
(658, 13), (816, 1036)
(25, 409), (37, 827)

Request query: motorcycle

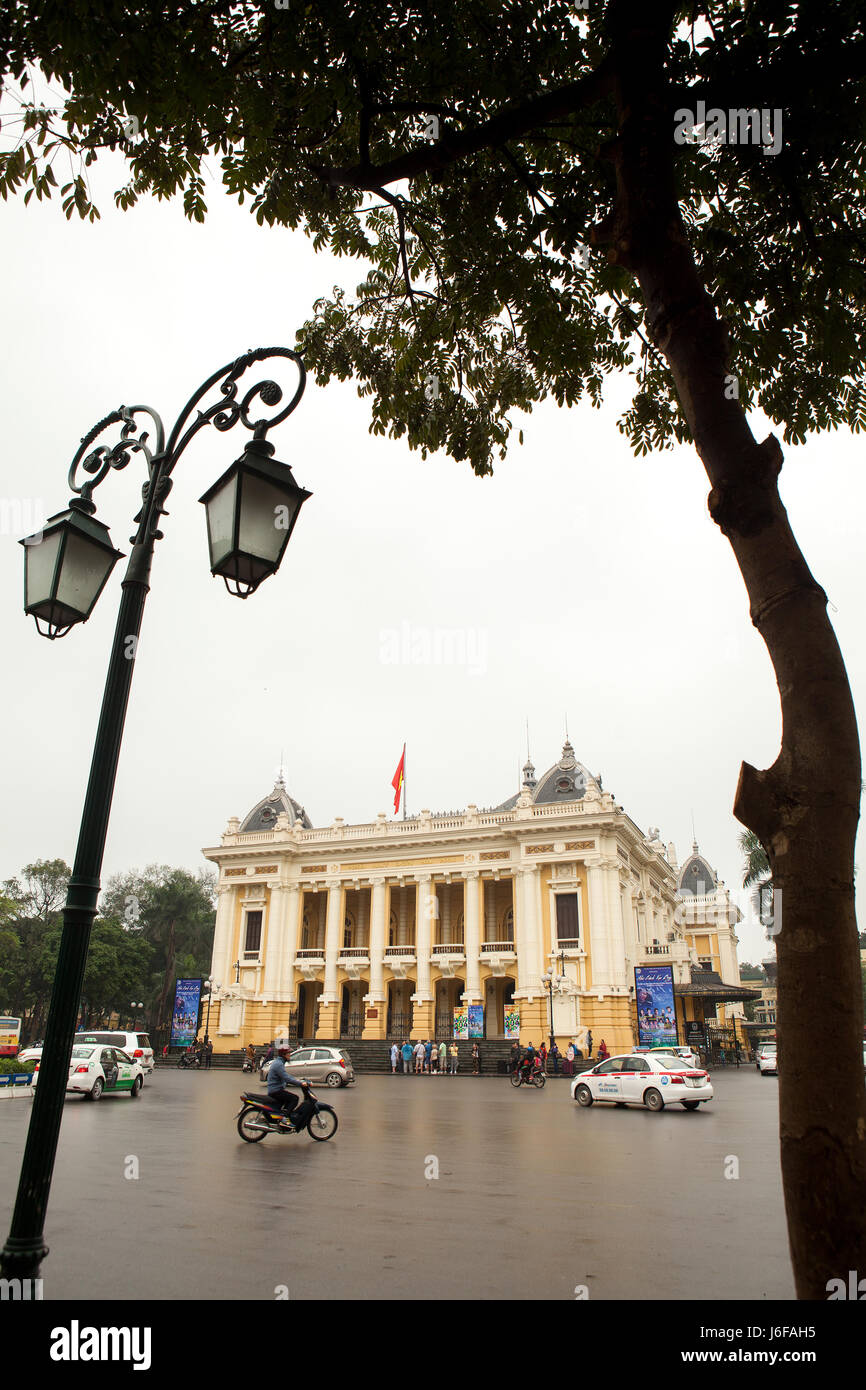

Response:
(241, 1055), (255, 1073)
(510, 1061), (546, 1089)
(236, 1081), (338, 1143)
(178, 1049), (201, 1069)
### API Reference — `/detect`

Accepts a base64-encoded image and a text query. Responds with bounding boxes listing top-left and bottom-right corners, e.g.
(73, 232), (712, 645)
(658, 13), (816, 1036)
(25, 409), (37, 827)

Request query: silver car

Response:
(262, 1046), (355, 1088)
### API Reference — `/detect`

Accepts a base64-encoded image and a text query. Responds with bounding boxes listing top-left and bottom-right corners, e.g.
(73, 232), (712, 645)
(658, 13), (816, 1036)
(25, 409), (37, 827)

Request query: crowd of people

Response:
(390, 1040), (478, 1073)
(509, 1036), (610, 1076)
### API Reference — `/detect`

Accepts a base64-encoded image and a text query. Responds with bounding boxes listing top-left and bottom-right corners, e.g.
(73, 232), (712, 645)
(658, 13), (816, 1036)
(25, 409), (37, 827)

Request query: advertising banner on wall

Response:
(170, 978), (203, 1047)
(504, 1006), (520, 1039)
(468, 1004), (484, 1038)
(453, 1008), (469, 1041)
(634, 965), (678, 1048)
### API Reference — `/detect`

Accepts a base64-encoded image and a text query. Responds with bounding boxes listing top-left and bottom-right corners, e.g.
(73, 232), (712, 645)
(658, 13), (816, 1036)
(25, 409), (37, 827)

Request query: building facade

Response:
(202, 741), (748, 1054)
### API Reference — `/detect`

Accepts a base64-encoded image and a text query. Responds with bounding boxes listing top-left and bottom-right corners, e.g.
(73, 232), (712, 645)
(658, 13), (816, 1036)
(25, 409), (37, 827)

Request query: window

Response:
(244, 911), (263, 956)
(594, 1058), (623, 1074)
(343, 914), (353, 949)
(502, 907), (514, 943)
(555, 893), (579, 942)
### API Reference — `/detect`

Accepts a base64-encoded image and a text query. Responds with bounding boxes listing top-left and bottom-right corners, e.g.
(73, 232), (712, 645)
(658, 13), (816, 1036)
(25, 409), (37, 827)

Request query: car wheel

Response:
(574, 1084), (593, 1107)
(681, 1100), (700, 1110)
(643, 1088), (664, 1112)
(130, 1075), (143, 1097)
(325, 1072), (343, 1088)
(88, 1077), (104, 1102)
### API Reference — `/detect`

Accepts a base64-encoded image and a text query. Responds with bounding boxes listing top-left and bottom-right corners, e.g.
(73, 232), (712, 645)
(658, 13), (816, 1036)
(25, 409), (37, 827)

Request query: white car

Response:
(571, 1052), (713, 1111)
(756, 1043), (778, 1075)
(32, 1044), (145, 1100)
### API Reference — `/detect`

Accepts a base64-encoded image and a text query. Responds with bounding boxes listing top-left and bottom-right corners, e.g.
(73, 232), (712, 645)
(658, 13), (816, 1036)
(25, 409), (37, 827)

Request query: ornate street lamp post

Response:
(203, 979), (219, 1044)
(1, 348), (311, 1281)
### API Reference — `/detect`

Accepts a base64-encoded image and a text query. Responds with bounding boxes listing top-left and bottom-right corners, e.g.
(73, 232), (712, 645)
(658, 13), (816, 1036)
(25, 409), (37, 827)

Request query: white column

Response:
(514, 870), (532, 997)
(414, 874), (434, 1001)
(602, 859), (627, 989)
(212, 885), (237, 987)
(278, 883), (301, 1001)
(322, 879), (343, 1004)
(464, 871), (481, 1001)
(586, 862), (611, 989)
(368, 877), (387, 1002)
(262, 883), (285, 997)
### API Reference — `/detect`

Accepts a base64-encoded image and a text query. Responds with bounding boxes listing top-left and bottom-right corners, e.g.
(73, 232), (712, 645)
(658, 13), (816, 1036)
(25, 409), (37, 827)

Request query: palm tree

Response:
(738, 830), (773, 927)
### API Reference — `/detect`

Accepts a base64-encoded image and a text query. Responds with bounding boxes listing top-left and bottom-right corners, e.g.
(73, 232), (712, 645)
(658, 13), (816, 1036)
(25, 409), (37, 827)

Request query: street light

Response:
(203, 980), (220, 1045)
(1, 348), (311, 1283)
(542, 959), (568, 1057)
(130, 1002), (144, 1030)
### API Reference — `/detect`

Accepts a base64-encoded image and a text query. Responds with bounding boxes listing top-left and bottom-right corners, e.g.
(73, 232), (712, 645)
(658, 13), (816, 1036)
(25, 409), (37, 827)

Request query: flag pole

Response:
(403, 741), (407, 820)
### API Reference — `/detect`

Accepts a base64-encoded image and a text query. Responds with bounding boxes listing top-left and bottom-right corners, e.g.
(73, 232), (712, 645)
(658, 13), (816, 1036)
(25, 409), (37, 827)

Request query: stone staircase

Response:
(156, 1039), (518, 1076)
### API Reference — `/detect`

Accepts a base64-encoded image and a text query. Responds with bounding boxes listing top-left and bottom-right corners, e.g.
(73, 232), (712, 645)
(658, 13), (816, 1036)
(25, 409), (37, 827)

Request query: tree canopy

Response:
(2, 1), (864, 470)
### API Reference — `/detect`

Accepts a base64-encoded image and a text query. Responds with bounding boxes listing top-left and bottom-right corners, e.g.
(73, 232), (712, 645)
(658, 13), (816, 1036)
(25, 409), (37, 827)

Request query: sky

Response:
(1, 147), (863, 968)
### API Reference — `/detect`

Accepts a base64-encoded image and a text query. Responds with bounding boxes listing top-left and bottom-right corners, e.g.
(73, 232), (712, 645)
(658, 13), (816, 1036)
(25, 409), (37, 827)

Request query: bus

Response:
(0, 1017), (22, 1058)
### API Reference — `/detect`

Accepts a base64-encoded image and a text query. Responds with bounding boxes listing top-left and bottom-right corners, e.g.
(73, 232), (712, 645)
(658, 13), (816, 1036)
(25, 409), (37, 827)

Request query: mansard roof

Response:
(677, 843), (718, 896)
(240, 773), (313, 832)
(496, 739), (601, 810)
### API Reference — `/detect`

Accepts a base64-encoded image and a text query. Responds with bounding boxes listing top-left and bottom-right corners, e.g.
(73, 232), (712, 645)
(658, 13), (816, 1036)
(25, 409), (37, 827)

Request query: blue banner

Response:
(634, 966), (678, 1048)
(468, 1004), (484, 1039)
(171, 978), (203, 1047)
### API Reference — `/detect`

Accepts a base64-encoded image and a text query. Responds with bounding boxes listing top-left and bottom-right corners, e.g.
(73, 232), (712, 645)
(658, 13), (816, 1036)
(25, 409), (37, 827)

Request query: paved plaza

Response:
(0, 1069), (794, 1301)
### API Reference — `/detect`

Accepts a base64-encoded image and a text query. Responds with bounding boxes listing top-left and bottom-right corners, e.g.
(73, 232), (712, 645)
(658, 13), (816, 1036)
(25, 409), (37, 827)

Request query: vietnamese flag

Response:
(391, 745), (405, 814)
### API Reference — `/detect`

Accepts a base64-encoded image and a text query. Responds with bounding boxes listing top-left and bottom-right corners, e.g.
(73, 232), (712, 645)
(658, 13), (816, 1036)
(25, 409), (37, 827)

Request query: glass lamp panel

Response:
(205, 473), (239, 568)
(23, 531), (62, 608)
(237, 472), (296, 567)
(54, 530), (117, 619)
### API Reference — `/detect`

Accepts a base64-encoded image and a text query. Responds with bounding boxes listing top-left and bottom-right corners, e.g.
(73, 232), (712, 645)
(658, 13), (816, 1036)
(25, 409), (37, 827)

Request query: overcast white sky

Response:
(1, 147), (863, 966)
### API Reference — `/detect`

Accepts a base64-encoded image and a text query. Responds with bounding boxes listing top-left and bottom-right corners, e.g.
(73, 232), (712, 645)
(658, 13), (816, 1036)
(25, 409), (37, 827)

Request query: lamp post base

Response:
(0, 1234), (50, 1281)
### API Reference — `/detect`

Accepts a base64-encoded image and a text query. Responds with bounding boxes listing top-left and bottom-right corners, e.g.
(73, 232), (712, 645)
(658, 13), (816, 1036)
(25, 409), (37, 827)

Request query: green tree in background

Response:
(100, 866), (216, 1035)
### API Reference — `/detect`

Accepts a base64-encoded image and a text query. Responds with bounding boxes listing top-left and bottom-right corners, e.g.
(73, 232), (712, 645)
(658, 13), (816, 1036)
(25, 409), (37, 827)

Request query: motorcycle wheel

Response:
(533, 1072), (546, 1088)
(509, 1071), (522, 1088)
(237, 1105), (270, 1143)
(306, 1107), (338, 1142)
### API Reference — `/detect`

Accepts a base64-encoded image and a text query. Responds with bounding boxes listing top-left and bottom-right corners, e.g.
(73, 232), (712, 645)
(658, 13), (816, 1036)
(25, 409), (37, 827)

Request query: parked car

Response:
(571, 1052), (713, 1111)
(638, 1045), (702, 1069)
(756, 1042), (778, 1075)
(32, 1044), (145, 1100)
(74, 1030), (154, 1075)
(264, 1045), (355, 1088)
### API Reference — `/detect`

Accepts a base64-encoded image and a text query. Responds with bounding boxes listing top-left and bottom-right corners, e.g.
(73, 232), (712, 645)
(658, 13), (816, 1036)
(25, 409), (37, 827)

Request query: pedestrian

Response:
(414, 1039), (425, 1074)
(438, 1039), (447, 1074)
(204, 1038), (213, 1069)
(551, 1042), (561, 1075)
(598, 1038), (609, 1061)
(424, 1038), (433, 1073)
(564, 1042), (575, 1078)
(401, 1039), (413, 1074)
(586, 1030), (593, 1060)
(472, 1042), (481, 1075)
(509, 1041), (520, 1075)
(539, 1042), (548, 1073)
(449, 1042), (458, 1074)
(390, 1042), (398, 1074)
(429, 1040), (438, 1074)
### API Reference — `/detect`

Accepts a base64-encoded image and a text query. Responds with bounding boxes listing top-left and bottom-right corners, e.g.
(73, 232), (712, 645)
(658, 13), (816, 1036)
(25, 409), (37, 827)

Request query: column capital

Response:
(414, 872), (433, 885)
(463, 869), (480, 881)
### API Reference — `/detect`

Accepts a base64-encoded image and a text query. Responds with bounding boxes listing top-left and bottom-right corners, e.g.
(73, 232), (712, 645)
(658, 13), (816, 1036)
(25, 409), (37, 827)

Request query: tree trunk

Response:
(604, 1), (865, 1297)
(155, 919), (176, 1032)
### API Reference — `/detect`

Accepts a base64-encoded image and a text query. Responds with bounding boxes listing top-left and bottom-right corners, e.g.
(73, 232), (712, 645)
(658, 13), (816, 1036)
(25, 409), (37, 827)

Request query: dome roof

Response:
(496, 739), (600, 810)
(677, 844), (717, 895)
(240, 773), (313, 832)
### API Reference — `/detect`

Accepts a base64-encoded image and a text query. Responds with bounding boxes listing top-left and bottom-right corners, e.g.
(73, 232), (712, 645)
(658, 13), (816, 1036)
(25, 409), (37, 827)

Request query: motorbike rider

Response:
(520, 1042), (536, 1082)
(266, 1043), (306, 1129)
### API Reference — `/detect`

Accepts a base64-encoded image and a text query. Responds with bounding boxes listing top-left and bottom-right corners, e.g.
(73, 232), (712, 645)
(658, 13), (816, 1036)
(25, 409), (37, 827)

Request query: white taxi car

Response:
(32, 1044), (145, 1100)
(571, 1052), (713, 1111)
(756, 1042), (778, 1075)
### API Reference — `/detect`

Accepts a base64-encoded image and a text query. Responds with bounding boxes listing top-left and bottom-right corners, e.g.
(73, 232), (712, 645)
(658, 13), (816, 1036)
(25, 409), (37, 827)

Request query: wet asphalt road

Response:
(0, 1067), (795, 1301)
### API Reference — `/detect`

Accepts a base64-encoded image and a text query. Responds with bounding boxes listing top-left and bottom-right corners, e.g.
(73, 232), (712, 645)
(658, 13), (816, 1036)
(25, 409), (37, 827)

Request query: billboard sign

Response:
(171, 978), (203, 1047)
(634, 965), (678, 1048)
(468, 1004), (484, 1039)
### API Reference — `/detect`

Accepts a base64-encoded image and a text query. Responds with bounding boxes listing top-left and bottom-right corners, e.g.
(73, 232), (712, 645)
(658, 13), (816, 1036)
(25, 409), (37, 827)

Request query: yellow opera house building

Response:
(202, 741), (754, 1055)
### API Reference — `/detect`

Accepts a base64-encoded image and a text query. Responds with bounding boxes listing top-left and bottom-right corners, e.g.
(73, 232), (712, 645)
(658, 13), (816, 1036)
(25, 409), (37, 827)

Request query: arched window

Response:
(301, 911), (310, 949)
(502, 907), (514, 943)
